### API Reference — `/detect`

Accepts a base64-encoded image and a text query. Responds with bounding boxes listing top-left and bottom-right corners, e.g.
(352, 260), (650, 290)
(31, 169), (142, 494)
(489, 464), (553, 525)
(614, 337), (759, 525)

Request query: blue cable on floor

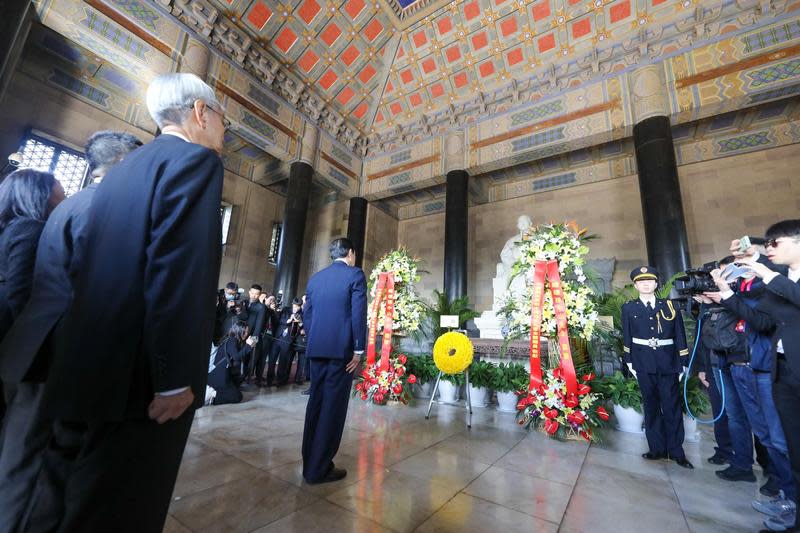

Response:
(683, 304), (726, 424)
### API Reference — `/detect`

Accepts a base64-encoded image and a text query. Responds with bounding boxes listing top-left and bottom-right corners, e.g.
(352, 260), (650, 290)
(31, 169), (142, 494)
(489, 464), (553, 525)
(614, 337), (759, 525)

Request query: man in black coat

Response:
(243, 284), (267, 380)
(712, 224), (800, 533)
(30, 73), (227, 533)
(301, 238), (367, 484)
(0, 131), (141, 532)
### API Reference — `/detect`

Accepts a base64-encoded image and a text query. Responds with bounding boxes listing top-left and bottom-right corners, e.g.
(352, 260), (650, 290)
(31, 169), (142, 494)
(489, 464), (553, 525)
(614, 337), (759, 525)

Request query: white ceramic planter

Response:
(413, 381), (433, 399)
(468, 385), (490, 407)
(496, 390), (518, 413)
(613, 404), (644, 433)
(684, 414), (700, 443)
(438, 380), (460, 403)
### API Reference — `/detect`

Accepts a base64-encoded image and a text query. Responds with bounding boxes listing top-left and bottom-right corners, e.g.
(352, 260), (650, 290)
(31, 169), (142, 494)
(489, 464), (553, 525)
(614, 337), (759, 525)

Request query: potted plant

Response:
(467, 360), (495, 407)
(594, 371), (643, 433)
(438, 372), (464, 404)
(491, 362), (529, 412)
(407, 355), (438, 398)
(681, 374), (711, 442)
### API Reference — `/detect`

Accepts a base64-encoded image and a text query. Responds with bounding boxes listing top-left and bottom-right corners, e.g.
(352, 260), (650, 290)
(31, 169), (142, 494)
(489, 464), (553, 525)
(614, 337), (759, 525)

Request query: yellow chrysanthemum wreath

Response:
(433, 332), (474, 375)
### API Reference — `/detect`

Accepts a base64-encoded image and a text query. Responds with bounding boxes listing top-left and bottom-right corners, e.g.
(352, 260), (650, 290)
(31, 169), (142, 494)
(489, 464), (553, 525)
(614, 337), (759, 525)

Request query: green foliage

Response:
(441, 372), (465, 386)
(593, 371), (643, 413)
(467, 360), (495, 389)
(681, 374), (711, 415)
(413, 289), (480, 344)
(489, 362), (529, 392)
(406, 355), (439, 383)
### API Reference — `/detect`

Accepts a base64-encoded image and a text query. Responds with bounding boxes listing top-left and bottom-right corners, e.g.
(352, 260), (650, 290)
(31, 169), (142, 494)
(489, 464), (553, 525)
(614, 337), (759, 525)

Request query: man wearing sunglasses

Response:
(709, 220), (800, 533)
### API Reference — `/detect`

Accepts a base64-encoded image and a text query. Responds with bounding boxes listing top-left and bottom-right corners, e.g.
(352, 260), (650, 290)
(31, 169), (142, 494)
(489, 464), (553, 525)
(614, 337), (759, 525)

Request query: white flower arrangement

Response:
(498, 223), (598, 342)
(368, 248), (425, 334)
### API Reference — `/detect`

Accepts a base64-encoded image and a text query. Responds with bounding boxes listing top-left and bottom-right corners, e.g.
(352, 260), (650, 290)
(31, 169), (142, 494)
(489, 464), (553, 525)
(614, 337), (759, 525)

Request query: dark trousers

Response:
(720, 367), (754, 471)
(302, 358), (353, 482)
(774, 359), (800, 515)
(0, 382), (50, 533)
(243, 342), (259, 378)
(706, 366), (733, 459)
(254, 336), (274, 381)
(638, 372), (685, 459)
(294, 350), (307, 383)
(26, 410), (194, 533)
(269, 338), (293, 386)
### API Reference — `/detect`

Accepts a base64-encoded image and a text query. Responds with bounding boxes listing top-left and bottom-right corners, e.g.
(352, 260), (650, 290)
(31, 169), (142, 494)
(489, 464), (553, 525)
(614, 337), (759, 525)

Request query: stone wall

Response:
(397, 211), (445, 303)
(219, 171), (285, 291)
(678, 143), (800, 265)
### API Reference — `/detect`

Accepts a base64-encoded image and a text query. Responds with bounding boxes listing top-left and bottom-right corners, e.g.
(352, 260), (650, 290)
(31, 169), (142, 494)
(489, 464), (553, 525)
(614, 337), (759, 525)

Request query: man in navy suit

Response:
(27, 73), (227, 533)
(0, 131), (141, 532)
(301, 237), (367, 484)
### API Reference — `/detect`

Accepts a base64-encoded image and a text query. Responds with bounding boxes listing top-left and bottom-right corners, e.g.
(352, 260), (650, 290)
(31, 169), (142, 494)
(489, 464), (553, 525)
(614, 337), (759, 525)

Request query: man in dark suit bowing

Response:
(31, 72), (227, 533)
(301, 237), (367, 484)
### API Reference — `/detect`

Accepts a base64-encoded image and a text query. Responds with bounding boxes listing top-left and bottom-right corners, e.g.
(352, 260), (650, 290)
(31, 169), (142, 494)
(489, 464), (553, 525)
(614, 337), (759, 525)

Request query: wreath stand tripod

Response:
(425, 369), (472, 428)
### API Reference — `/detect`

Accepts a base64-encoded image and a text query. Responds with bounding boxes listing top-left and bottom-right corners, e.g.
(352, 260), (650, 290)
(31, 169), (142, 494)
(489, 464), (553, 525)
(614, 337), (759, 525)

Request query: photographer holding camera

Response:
(695, 256), (794, 517)
(706, 221), (800, 533)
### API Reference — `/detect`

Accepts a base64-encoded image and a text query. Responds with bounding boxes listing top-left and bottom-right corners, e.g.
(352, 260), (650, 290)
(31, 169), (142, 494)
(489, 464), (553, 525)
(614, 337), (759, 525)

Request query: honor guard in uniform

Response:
(622, 266), (694, 469)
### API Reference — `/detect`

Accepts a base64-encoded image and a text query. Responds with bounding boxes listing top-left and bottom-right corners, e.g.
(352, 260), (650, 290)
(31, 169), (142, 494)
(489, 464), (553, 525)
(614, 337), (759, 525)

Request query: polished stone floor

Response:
(165, 385), (767, 533)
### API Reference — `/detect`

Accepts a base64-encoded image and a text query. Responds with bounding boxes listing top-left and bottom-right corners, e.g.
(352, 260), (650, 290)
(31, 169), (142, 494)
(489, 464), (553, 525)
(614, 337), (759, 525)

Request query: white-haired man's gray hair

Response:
(85, 131), (143, 177)
(146, 73), (223, 129)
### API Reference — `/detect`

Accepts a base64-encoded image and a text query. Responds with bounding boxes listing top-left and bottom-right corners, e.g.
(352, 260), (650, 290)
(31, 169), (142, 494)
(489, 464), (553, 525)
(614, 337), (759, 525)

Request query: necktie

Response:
(647, 301), (653, 310)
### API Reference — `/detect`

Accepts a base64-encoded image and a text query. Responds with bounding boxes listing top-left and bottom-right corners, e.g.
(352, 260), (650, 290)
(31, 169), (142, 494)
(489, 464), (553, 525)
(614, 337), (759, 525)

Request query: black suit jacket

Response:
(0, 185), (98, 383)
(244, 300), (267, 337)
(44, 134), (224, 421)
(0, 218), (45, 341)
(721, 273), (800, 380)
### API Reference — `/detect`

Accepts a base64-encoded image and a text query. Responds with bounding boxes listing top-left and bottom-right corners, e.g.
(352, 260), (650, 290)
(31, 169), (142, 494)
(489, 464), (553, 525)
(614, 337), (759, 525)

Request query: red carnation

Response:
(396, 367), (405, 377)
(355, 382), (363, 391)
(407, 374), (417, 384)
(565, 395), (579, 408)
(582, 372), (596, 382)
(577, 384), (591, 396)
(361, 392), (368, 401)
(398, 354), (407, 364)
(552, 368), (563, 379)
(517, 401), (527, 411)
(596, 406), (610, 421)
(544, 419), (559, 435)
(544, 408), (558, 419)
(580, 429), (592, 441)
(361, 370), (370, 378)
(374, 393), (385, 404)
(392, 384), (403, 395)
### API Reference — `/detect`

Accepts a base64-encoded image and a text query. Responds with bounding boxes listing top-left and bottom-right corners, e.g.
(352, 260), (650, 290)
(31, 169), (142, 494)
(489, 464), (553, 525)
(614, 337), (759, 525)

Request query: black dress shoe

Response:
(642, 452), (666, 460)
(715, 466), (756, 482)
(673, 457), (694, 469)
(301, 388), (310, 395)
(707, 453), (729, 465)
(305, 467), (347, 485)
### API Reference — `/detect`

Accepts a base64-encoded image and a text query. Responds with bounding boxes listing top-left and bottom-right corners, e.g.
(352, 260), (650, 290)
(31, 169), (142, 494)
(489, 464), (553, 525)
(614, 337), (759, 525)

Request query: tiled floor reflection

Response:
(166, 385), (766, 532)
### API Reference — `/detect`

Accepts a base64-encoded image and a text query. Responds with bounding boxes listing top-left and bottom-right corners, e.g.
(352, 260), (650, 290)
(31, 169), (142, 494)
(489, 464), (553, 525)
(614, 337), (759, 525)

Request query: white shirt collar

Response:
(639, 295), (656, 307)
(789, 267), (800, 283)
(161, 131), (190, 143)
(335, 258), (349, 265)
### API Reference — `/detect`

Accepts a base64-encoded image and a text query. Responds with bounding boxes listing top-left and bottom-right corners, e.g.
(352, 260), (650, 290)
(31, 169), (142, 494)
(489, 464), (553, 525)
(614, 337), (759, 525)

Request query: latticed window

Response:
(268, 222), (282, 264)
(18, 134), (88, 197)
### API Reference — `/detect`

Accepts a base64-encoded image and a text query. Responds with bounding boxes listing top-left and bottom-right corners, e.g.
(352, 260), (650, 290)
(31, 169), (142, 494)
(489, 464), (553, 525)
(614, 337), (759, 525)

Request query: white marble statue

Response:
(476, 215), (533, 339)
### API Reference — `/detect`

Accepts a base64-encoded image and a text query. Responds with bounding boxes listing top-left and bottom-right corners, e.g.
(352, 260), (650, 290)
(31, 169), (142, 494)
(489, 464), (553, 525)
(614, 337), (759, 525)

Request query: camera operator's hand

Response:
(693, 294), (714, 305)
(711, 268), (734, 291)
(227, 300), (236, 309)
(246, 336), (257, 347)
(698, 371), (709, 388)
(736, 257), (775, 280)
(730, 239), (757, 260)
(701, 291), (722, 303)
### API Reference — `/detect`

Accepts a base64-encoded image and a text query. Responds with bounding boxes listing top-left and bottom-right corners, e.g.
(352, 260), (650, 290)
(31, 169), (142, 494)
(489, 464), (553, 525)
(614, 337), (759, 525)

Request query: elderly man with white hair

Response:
(20, 73), (228, 533)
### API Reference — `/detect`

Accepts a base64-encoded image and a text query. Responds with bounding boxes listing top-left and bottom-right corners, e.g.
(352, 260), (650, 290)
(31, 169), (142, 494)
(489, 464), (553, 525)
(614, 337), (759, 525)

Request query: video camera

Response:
(674, 261), (721, 296)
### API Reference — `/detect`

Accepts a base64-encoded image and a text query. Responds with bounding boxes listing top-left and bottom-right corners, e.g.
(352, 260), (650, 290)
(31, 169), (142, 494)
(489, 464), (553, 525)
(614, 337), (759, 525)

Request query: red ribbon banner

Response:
(366, 272), (395, 371)
(529, 260), (578, 396)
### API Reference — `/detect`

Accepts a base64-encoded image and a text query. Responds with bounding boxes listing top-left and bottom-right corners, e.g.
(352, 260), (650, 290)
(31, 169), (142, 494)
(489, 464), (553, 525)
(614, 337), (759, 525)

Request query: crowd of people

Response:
(207, 282), (310, 405)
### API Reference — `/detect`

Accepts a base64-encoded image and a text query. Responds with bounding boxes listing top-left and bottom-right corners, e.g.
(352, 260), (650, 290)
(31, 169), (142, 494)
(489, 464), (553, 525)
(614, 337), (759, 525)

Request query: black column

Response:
(273, 161), (312, 305)
(0, 0), (32, 105)
(444, 170), (468, 303)
(347, 196), (368, 269)
(633, 115), (690, 279)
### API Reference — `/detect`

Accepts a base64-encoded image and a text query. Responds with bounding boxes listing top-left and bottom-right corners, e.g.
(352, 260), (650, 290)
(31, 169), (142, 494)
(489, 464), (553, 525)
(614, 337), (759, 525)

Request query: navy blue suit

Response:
(34, 134), (223, 533)
(301, 260), (367, 482)
(622, 298), (689, 458)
